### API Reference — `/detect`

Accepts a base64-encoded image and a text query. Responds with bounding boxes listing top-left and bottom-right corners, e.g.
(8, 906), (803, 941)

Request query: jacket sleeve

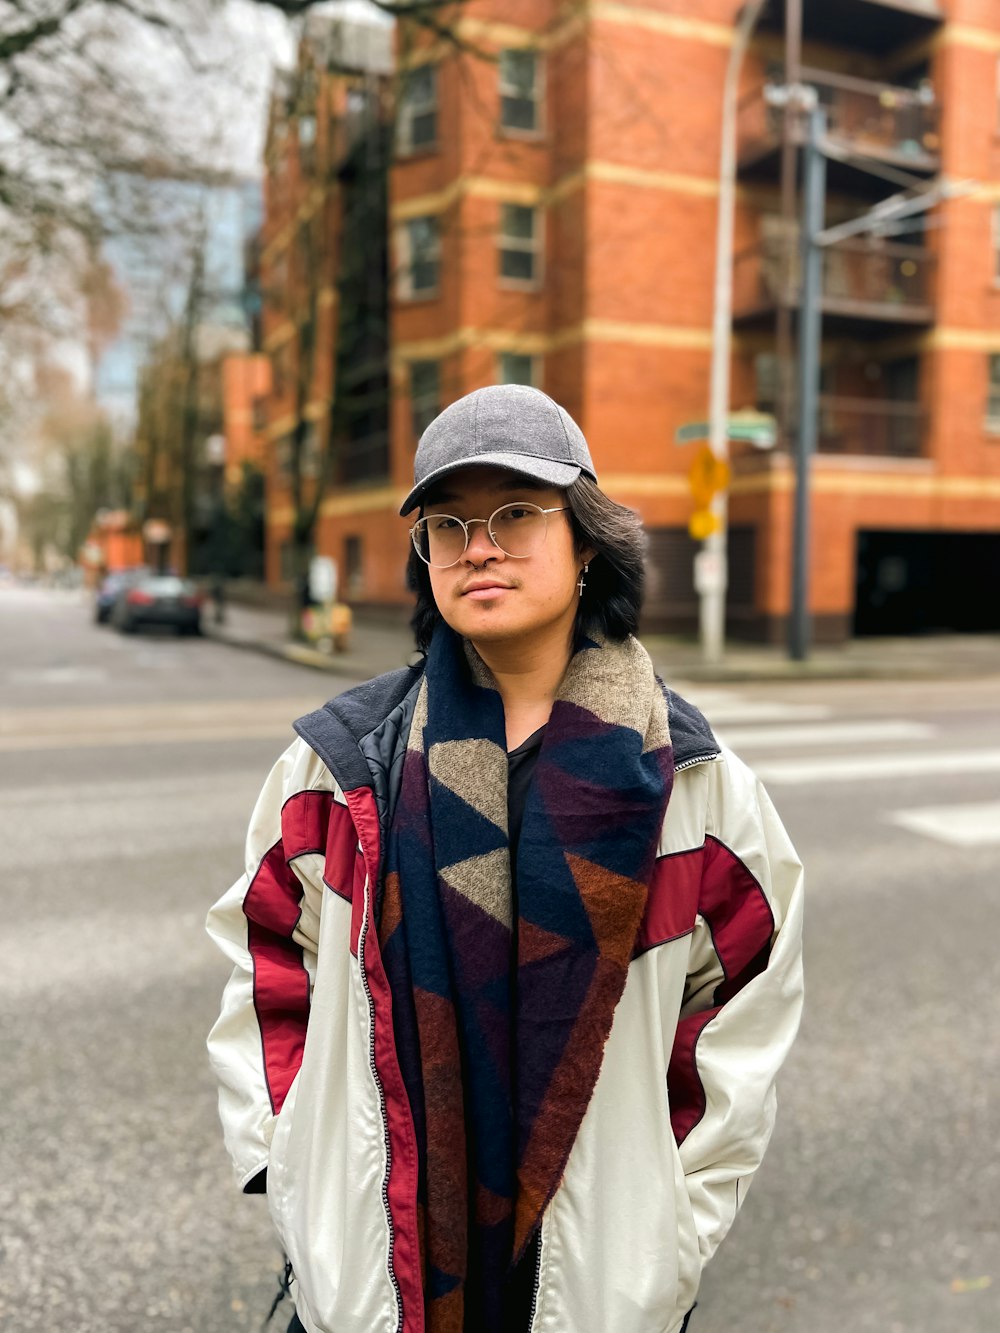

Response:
(670, 748), (804, 1265)
(205, 737), (341, 1192)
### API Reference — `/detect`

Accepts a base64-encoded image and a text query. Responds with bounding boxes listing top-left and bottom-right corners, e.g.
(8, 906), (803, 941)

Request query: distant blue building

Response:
(95, 176), (262, 429)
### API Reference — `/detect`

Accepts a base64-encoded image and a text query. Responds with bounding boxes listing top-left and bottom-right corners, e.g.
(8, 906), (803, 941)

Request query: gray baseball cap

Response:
(399, 383), (597, 515)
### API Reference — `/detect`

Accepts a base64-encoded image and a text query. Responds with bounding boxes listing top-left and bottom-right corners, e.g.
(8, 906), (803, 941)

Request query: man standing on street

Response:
(207, 384), (804, 1333)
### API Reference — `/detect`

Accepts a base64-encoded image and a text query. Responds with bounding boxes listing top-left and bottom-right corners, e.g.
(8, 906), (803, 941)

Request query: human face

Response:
(419, 466), (586, 649)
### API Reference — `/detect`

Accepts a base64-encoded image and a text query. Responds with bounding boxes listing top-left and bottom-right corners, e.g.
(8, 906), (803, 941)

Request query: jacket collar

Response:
(294, 661), (720, 793)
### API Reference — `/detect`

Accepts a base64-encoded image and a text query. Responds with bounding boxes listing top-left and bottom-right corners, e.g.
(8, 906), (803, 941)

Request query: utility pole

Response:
(177, 220), (207, 577)
(702, 0), (768, 664)
(789, 97), (825, 662)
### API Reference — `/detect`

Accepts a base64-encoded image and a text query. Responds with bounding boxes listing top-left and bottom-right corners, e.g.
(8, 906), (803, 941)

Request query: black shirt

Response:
(507, 724), (546, 874)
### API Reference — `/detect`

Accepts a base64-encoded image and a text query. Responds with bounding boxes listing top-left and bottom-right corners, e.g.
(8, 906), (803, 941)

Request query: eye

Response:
(428, 515), (461, 531)
(504, 506), (534, 521)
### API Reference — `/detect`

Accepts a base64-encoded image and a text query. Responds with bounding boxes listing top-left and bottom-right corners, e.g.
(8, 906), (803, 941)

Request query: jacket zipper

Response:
(674, 750), (721, 774)
(357, 878), (405, 1333)
(527, 1226), (543, 1331)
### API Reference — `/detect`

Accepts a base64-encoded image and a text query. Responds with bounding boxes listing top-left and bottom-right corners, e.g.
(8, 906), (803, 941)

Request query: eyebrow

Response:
(427, 475), (550, 506)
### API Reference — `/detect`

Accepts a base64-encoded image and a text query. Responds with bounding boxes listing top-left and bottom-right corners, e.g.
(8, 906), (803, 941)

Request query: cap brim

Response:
(399, 453), (586, 516)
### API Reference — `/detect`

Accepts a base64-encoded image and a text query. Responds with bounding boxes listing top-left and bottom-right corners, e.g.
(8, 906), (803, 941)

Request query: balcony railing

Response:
(738, 70), (940, 172)
(755, 0), (944, 58)
(733, 235), (935, 325)
(815, 395), (927, 458)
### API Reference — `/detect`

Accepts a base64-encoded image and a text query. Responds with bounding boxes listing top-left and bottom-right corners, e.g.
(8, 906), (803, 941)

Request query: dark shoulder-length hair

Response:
(406, 475), (647, 654)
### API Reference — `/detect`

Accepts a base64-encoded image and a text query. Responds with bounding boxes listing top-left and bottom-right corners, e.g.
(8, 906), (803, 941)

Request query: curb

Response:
(204, 624), (1000, 685)
(203, 626), (415, 680)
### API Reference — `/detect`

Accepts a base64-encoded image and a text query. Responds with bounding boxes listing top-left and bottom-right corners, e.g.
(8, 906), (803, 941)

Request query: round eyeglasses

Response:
(410, 502), (570, 569)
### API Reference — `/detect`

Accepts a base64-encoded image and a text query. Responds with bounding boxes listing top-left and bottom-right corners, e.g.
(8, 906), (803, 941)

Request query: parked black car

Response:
(112, 575), (203, 636)
(94, 568), (148, 624)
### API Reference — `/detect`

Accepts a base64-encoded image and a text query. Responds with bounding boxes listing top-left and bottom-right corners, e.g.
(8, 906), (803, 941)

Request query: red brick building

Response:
(258, 17), (394, 599)
(221, 353), (271, 489)
(262, 0), (1000, 640)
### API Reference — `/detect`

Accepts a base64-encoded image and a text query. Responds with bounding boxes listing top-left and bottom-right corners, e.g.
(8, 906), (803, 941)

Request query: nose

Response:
(462, 518), (504, 566)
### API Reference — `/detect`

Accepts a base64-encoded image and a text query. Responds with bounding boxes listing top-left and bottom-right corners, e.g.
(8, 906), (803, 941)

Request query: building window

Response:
(397, 64), (437, 154)
(398, 216), (440, 299)
(498, 352), (538, 387)
(987, 355), (1000, 434)
(345, 86), (375, 147)
(271, 344), (289, 396)
(302, 422), (321, 479)
(252, 396), (268, 433)
(410, 360), (440, 440)
(345, 535), (364, 598)
(499, 49), (541, 133)
(296, 112), (317, 177)
(275, 434), (294, 481)
(498, 203), (541, 286)
(754, 353), (779, 410)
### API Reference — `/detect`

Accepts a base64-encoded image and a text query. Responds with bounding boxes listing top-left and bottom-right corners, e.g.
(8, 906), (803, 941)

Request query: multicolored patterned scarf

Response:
(379, 625), (673, 1333)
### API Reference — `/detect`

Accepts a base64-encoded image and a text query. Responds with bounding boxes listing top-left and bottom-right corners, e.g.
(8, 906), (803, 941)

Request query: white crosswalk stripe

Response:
(751, 749), (1000, 784)
(886, 802), (1000, 848)
(717, 720), (934, 750)
(690, 688), (998, 849)
(677, 689), (832, 725)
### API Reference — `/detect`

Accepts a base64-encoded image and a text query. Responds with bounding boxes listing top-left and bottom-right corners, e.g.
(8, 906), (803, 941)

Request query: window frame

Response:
(397, 215), (441, 301)
(987, 354), (1000, 435)
(345, 534), (364, 598)
(410, 359), (441, 440)
(397, 62), (439, 156)
(499, 48), (544, 137)
(497, 351), (539, 389)
(497, 201), (543, 291)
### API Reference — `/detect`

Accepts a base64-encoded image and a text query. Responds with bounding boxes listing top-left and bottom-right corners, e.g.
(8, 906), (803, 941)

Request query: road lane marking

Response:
(753, 749), (1000, 784)
(0, 772), (260, 805)
(717, 720), (935, 749)
(7, 666), (109, 684)
(671, 690), (833, 724)
(0, 722), (297, 752)
(886, 801), (1000, 848)
(0, 692), (325, 751)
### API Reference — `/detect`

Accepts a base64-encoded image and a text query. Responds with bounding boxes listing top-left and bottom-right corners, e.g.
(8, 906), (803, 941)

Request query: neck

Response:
(472, 618), (576, 749)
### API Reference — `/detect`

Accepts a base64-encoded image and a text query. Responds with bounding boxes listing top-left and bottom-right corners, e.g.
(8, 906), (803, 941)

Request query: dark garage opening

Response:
(854, 530), (1000, 636)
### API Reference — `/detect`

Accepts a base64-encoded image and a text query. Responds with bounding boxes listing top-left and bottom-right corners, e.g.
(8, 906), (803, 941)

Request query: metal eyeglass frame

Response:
(410, 503), (570, 569)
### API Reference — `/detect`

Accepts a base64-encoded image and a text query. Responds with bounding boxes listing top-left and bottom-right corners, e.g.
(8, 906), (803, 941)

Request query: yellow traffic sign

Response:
(688, 508), (721, 541)
(688, 445), (731, 507)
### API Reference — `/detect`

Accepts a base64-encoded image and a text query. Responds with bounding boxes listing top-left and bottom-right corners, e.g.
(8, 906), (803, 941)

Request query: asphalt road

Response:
(2, 586), (997, 1333)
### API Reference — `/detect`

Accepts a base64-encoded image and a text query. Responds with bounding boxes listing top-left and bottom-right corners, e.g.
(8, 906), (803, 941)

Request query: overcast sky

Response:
(219, 0), (391, 176)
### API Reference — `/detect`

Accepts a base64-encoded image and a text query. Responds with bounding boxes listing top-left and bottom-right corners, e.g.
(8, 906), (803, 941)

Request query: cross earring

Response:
(577, 563), (589, 597)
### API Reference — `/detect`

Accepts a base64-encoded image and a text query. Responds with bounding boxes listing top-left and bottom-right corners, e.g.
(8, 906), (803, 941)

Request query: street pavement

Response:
(1, 585), (998, 1332)
(202, 593), (1000, 685)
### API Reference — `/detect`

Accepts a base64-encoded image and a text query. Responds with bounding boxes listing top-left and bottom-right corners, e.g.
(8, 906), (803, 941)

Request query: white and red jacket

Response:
(207, 666), (804, 1333)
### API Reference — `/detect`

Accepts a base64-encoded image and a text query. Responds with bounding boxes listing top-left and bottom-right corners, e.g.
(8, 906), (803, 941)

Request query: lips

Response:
(460, 581), (514, 597)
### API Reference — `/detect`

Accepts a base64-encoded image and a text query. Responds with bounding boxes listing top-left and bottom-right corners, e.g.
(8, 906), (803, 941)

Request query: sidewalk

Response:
(203, 600), (1000, 684)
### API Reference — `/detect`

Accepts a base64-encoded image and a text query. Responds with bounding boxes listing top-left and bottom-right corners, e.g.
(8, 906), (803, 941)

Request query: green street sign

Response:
(675, 411), (777, 448)
(675, 421), (711, 444)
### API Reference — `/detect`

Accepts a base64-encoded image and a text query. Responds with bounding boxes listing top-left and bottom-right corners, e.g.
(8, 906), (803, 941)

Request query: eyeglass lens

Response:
(412, 502), (550, 567)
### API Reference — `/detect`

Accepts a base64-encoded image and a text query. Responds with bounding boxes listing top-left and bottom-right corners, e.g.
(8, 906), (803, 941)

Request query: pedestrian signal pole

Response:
(701, 0), (768, 665)
(790, 96), (825, 662)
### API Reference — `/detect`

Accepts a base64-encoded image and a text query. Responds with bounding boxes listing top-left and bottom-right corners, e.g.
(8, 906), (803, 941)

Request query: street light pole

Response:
(789, 97), (825, 662)
(703, 0), (767, 664)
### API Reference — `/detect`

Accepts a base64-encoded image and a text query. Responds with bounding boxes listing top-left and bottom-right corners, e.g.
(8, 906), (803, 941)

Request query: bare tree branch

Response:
(0, 0), (90, 63)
